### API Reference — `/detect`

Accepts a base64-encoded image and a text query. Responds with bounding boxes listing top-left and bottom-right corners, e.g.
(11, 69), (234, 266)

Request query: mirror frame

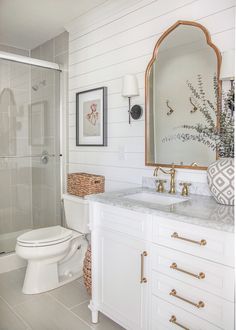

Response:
(145, 20), (222, 170)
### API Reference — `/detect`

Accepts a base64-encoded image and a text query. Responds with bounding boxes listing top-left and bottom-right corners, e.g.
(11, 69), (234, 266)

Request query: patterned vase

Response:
(207, 158), (234, 206)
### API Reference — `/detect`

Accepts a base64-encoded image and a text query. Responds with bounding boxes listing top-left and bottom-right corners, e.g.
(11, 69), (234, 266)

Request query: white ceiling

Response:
(0, 0), (107, 50)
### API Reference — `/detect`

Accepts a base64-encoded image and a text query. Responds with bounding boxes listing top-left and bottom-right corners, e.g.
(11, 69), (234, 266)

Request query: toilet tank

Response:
(62, 194), (89, 234)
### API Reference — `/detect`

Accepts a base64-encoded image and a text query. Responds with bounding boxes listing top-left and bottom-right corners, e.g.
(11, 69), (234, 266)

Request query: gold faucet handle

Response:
(156, 179), (167, 193)
(153, 167), (159, 177)
(179, 182), (191, 196)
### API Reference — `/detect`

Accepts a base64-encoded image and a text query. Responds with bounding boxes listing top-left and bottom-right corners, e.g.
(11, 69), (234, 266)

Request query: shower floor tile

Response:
(0, 268), (125, 330)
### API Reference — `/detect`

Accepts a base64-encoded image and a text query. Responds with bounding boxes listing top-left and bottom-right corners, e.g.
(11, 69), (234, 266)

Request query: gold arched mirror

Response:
(145, 21), (222, 170)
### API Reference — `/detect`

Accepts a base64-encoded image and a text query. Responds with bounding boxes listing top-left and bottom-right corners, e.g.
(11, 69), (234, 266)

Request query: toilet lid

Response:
(17, 226), (72, 246)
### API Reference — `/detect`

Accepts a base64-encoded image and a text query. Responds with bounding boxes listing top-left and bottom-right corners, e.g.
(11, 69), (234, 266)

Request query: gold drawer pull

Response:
(140, 251), (148, 283)
(169, 315), (190, 330)
(170, 289), (205, 309)
(171, 232), (207, 246)
(170, 262), (205, 279)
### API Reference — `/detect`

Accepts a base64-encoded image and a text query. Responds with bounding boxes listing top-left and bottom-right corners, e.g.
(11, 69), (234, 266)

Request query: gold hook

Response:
(166, 100), (174, 116)
(189, 97), (198, 113)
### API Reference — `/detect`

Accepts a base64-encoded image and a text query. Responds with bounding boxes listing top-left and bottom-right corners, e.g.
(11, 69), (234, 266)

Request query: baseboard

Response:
(0, 252), (26, 273)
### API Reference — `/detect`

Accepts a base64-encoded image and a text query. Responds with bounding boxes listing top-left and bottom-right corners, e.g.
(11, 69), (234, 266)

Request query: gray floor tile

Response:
(0, 268), (36, 306)
(0, 297), (28, 330)
(72, 278), (91, 297)
(14, 294), (90, 330)
(94, 316), (125, 330)
(71, 301), (102, 326)
(0, 268), (123, 330)
(49, 281), (89, 308)
(72, 302), (125, 329)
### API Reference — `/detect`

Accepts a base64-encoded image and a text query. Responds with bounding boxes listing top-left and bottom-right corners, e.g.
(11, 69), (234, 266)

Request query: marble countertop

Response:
(86, 187), (234, 233)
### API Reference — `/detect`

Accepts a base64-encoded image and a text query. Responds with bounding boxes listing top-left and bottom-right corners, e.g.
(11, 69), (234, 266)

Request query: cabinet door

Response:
(97, 229), (149, 330)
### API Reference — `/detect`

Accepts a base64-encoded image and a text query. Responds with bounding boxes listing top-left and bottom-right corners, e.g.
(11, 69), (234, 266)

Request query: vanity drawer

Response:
(152, 271), (234, 329)
(151, 296), (224, 330)
(151, 245), (234, 302)
(97, 204), (151, 239)
(152, 217), (234, 266)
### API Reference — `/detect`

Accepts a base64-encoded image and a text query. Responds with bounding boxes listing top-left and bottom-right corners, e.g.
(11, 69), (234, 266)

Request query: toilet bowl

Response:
(15, 194), (89, 294)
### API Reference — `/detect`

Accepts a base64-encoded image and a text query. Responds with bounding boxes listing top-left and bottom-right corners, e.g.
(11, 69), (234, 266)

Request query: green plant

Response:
(162, 75), (234, 158)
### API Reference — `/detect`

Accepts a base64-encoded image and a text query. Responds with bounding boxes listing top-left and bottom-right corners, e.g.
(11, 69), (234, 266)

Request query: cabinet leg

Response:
(88, 301), (99, 324)
(92, 310), (99, 324)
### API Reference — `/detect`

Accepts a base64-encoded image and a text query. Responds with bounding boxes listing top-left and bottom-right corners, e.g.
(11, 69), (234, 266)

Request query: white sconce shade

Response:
(220, 50), (235, 80)
(122, 74), (139, 97)
(121, 74), (142, 124)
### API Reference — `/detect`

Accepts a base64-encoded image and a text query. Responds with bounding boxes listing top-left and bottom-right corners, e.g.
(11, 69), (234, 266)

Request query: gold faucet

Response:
(153, 164), (176, 194)
(155, 179), (166, 193)
(179, 182), (191, 196)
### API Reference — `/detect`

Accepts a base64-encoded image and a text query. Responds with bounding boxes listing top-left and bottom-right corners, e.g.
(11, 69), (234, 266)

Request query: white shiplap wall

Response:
(65, 0), (235, 191)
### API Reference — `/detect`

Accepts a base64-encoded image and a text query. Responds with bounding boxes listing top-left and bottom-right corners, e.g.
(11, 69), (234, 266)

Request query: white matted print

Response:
(76, 87), (107, 146)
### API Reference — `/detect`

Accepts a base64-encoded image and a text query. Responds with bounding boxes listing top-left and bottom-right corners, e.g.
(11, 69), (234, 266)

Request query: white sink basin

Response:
(126, 192), (189, 206)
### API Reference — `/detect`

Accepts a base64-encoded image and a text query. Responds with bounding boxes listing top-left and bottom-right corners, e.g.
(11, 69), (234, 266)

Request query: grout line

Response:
(48, 292), (92, 328)
(69, 306), (94, 329)
(12, 293), (46, 308)
(0, 295), (32, 329)
(69, 299), (90, 310)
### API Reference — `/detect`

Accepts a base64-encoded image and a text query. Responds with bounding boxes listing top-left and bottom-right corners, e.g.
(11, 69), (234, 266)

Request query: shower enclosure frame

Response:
(0, 51), (65, 271)
(0, 51), (61, 70)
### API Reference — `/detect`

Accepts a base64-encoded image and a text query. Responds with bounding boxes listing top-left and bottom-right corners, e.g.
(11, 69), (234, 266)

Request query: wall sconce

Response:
(122, 74), (142, 124)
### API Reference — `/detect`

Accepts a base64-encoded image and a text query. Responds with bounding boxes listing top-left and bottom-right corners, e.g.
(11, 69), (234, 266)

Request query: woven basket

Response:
(83, 245), (91, 296)
(67, 172), (105, 197)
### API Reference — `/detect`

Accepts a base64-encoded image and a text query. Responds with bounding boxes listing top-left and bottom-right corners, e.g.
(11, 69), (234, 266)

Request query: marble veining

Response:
(86, 188), (234, 233)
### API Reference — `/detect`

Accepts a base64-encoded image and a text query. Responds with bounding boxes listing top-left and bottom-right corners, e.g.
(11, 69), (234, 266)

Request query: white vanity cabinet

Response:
(89, 202), (234, 330)
(96, 229), (150, 330)
(89, 203), (151, 330)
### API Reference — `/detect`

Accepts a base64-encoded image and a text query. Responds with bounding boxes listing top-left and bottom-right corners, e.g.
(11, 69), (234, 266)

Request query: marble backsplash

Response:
(142, 176), (211, 196)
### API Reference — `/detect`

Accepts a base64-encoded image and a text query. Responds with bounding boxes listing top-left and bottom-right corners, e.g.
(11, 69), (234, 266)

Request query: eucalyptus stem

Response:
(163, 75), (234, 158)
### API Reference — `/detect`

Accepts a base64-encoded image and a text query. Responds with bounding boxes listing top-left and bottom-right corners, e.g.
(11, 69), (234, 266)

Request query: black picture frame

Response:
(76, 87), (107, 146)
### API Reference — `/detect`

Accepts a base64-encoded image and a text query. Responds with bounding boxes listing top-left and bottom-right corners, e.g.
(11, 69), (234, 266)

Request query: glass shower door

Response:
(30, 65), (61, 231)
(0, 59), (61, 254)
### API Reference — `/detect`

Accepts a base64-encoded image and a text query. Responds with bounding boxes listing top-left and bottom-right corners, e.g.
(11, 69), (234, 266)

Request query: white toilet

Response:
(16, 194), (89, 294)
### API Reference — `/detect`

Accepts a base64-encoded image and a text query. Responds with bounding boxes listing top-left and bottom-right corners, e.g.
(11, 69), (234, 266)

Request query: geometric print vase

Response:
(207, 158), (234, 206)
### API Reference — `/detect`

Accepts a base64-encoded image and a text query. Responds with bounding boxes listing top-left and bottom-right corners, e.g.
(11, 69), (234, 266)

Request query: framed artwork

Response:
(76, 87), (107, 146)
(29, 101), (46, 146)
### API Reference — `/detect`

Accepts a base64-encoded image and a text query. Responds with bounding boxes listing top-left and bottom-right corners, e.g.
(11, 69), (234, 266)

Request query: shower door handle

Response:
(41, 151), (49, 164)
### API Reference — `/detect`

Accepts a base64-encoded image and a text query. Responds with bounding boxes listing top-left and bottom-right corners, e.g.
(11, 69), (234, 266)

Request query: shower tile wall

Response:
(0, 59), (32, 252)
(31, 31), (69, 228)
(0, 44), (30, 57)
(0, 33), (67, 252)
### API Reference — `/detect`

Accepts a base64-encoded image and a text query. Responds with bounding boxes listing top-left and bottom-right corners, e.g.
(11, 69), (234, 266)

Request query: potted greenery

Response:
(163, 75), (234, 205)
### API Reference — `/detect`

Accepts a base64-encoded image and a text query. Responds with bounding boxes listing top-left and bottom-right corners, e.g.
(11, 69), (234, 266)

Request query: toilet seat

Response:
(17, 226), (73, 247)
